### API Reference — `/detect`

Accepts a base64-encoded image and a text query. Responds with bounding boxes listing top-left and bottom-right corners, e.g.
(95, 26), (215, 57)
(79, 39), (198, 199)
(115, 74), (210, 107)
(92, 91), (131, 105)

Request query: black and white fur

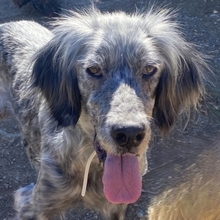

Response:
(0, 7), (206, 220)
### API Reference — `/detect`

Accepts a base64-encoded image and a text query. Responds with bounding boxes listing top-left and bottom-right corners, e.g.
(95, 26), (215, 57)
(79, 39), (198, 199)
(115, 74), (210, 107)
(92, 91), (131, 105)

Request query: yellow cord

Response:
(81, 150), (97, 197)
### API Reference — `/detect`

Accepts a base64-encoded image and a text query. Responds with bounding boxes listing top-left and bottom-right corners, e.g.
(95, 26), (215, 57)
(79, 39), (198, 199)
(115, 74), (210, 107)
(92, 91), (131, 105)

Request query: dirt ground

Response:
(0, 0), (220, 219)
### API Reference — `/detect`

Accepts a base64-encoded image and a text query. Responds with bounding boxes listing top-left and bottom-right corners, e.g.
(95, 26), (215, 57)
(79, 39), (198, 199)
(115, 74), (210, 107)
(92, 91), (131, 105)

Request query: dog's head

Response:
(32, 8), (207, 204)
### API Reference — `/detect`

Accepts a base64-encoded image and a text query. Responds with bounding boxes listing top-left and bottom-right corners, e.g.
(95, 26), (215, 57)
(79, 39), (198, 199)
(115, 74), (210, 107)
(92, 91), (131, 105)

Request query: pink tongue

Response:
(102, 153), (142, 204)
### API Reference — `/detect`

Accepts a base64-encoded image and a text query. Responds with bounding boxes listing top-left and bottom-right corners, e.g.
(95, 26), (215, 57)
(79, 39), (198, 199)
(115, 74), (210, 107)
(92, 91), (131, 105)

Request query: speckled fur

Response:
(0, 7), (206, 220)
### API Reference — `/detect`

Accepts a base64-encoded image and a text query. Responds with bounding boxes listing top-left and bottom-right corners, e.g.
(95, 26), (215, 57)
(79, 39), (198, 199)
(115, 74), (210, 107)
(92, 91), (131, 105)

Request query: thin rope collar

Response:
(81, 150), (97, 197)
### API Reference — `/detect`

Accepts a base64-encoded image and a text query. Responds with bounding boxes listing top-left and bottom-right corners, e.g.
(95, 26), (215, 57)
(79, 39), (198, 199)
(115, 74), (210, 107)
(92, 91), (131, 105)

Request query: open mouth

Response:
(94, 138), (142, 204)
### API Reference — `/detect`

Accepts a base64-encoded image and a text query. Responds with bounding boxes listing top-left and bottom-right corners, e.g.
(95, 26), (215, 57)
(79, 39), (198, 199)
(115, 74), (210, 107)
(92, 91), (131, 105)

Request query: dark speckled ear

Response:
(32, 40), (81, 127)
(153, 56), (205, 135)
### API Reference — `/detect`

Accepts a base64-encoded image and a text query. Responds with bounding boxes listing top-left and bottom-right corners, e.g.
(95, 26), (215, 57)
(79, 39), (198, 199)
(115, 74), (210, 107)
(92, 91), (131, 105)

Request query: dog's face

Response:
(32, 8), (206, 204)
(77, 26), (164, 157)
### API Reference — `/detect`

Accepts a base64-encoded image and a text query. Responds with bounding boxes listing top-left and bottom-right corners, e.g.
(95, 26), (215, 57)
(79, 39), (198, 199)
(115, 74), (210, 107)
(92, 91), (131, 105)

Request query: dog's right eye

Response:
(142, 65), (157, 79)
(86, 66), (102, 78)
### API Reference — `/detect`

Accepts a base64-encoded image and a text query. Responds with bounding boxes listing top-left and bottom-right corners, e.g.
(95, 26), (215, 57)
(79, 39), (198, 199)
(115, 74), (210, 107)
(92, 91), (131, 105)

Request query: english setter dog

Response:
(0, 7), (207, 220)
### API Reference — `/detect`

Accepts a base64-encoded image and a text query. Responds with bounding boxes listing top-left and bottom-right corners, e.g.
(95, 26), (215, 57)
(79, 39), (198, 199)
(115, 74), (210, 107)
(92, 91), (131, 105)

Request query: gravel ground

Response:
(0, 0), (220, 219)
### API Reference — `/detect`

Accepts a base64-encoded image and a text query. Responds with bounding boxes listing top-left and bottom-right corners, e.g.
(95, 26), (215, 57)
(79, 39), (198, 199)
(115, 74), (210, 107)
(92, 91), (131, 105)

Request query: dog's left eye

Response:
(142, 65), (157, 78)
(86, 66), (102, 77)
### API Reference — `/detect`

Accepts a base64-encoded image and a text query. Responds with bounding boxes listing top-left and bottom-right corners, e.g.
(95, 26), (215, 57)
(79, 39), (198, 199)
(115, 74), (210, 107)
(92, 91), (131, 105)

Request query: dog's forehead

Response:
(90, 14), (149, 44)
(55, 11), (175, 68)
(81, 22), (159, 68)
(84, 14), (161, 65)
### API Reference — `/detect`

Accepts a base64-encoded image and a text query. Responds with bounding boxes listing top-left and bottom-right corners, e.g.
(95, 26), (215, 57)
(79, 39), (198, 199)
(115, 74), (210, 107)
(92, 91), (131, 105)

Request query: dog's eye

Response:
(142, 65), (157, 78)
(86, 66), (102, 77)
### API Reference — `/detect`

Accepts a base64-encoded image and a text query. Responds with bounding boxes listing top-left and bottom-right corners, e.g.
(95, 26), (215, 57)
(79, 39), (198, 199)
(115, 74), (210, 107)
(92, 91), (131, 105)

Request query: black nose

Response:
(111, 125), (146, 149)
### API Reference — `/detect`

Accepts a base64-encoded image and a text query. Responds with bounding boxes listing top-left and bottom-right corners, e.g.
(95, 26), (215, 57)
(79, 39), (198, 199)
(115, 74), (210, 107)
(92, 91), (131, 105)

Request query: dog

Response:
(0, 7), (207, 220)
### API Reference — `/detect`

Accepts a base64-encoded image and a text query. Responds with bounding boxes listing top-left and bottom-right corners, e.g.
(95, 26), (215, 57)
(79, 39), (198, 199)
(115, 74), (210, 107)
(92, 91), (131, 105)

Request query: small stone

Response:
(210, 13), (219, 18)
(4, 183), (9, 189)
(137, 209), (146, 219)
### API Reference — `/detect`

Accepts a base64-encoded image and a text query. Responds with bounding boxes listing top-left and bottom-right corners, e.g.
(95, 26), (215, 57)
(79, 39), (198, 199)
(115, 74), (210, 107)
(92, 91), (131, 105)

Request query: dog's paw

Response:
(14, 183), (35, 219)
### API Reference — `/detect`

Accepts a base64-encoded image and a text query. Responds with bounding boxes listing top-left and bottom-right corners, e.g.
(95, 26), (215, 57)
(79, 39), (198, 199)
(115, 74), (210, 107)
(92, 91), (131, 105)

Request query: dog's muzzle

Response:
(81, 135), (142, 205)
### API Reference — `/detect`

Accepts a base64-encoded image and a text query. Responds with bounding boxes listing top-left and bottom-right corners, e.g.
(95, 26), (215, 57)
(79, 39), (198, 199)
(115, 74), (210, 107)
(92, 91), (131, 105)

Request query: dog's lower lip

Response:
(94, 139), (107, 162)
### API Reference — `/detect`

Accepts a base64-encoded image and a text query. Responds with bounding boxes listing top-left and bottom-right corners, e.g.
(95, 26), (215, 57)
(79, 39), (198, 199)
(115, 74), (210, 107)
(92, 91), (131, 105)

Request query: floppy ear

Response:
(32, 39), (81, 127)
(143, 8), (208, 135)
(153, 50), (206, 135)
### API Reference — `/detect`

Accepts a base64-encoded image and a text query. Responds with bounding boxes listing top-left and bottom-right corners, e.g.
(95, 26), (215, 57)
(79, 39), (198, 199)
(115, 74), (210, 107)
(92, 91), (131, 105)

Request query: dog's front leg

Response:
(14, 155), (79, 220)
